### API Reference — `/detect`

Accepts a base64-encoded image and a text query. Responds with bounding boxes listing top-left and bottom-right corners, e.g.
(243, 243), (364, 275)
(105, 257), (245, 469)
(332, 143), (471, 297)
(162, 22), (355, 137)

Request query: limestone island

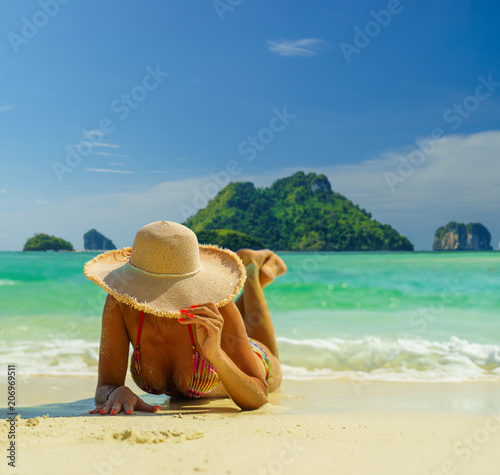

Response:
(433, 221), (493, 251)
(84, 229), (116, 251)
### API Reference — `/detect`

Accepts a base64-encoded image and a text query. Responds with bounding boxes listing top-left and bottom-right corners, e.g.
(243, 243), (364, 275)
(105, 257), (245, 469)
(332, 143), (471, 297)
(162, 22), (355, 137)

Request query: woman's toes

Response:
(260, 254), (287, 287)
(237, 249), (273, 269)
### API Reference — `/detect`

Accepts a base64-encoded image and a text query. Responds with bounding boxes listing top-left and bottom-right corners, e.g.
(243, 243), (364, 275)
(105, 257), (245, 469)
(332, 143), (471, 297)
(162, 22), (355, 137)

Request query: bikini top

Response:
(130, 310), (220, 398)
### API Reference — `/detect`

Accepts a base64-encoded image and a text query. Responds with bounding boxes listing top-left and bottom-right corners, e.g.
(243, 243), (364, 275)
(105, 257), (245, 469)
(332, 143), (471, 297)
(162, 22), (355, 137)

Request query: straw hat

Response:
(83, 221), (246, 318)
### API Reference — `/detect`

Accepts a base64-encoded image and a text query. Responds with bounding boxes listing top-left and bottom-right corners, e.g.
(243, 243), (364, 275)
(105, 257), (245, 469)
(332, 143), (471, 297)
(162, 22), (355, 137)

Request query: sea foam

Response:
(1, 336), (498, 382)
(278, 336), (500, 382)
(0, 279), (16, 286)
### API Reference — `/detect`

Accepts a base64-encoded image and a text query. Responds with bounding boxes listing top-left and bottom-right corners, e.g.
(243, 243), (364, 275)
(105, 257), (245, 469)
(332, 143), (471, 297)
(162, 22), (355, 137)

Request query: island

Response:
(433, 221), (493, 251)
(184, 172), (413, 251)
(84, 229), (116, 251)
(196, 229), (265, 252)
(23, 233), (74, 251)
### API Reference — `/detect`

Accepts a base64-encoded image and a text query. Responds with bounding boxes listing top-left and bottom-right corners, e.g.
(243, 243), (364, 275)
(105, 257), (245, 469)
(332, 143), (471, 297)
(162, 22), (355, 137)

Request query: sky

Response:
(1, 0), (499, 251)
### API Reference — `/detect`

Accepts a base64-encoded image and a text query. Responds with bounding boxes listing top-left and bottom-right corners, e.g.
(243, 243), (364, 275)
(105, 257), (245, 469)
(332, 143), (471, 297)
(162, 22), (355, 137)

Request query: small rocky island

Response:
(84, 229), (116, 251)
(23, 233), (74, 251)
(433, 222), (493, 251)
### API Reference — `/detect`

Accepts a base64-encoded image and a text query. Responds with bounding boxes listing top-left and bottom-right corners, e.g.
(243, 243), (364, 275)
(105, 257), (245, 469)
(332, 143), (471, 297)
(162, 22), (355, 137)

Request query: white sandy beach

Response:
(1, 375), (500, 475)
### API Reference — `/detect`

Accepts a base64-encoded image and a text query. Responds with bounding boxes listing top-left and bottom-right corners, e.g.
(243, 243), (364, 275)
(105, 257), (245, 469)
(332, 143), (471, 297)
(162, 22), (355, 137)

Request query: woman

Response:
(84, 221), (286, 414)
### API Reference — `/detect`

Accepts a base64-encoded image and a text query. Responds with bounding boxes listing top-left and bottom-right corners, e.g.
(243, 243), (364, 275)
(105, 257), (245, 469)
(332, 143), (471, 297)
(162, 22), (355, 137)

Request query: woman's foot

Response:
(260, 253), (287, 287)
(236, 249), (287, 287)
(236, 249), (272, 269)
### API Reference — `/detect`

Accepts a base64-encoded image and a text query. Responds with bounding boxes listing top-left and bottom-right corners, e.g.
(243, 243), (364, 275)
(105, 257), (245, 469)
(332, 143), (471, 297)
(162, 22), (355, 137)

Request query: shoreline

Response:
(2, 375), (500, 417)
(1, 376), (500, 474)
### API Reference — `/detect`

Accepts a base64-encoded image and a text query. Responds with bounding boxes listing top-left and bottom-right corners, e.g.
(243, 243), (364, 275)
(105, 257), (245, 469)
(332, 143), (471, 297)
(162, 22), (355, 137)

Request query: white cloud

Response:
(93, 151), (128, 157)
(323, 131), (499, 209)
(0, 105), (15, 112)
(267, 38), (327, 57)
(84, 169), (134, 174)
(82, 142), (119, 148)
(85, 130), (103, 137)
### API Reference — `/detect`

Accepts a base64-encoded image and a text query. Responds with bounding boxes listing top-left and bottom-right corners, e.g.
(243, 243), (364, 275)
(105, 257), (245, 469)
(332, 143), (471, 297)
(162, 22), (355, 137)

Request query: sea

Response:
(0, 251), (499, 383)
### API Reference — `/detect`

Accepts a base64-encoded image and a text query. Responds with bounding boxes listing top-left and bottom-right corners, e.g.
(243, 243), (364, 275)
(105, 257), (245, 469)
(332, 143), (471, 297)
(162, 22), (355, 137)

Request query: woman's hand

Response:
(179, 301), (269, 410)
(89, 385), (161, 415)
(178, 301), (224, 362)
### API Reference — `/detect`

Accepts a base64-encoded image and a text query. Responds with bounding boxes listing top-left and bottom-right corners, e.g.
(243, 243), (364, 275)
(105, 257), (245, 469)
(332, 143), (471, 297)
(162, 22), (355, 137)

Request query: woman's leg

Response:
(235, 250), (287, 358)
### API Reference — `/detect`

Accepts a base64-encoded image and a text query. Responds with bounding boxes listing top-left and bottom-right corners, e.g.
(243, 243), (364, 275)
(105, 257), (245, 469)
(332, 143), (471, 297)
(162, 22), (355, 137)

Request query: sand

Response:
(1, 375), (500, 475)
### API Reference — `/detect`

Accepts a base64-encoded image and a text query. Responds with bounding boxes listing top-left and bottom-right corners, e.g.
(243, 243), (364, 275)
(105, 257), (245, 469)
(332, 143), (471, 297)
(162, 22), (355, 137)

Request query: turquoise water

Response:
(0, 251), (499, 381)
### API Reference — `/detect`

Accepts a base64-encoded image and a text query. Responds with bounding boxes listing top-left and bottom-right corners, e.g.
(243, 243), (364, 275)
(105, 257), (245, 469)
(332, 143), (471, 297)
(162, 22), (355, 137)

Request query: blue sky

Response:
(1, 0), (499, 251)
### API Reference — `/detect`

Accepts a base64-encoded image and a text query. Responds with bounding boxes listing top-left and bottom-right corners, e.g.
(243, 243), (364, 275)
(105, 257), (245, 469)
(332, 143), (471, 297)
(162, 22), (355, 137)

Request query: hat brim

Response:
(84, 245), (246, 318)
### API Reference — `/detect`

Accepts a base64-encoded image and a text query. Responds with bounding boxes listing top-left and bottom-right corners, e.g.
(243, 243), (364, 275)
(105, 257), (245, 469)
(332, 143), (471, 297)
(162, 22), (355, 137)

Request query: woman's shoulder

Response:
(103, 294), (138, 320)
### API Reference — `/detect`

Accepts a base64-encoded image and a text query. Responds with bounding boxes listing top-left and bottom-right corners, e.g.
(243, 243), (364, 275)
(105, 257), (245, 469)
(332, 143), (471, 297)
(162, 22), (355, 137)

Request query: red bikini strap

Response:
(187, 324), (196, 350)
(136, 310), (145, 349)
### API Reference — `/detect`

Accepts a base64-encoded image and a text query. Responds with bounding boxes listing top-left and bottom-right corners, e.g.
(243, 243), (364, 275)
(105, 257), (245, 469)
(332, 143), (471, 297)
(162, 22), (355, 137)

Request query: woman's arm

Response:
(91, 294), (159, 415)
(179, 301), (268, 410)
(94, 294), (129, 403)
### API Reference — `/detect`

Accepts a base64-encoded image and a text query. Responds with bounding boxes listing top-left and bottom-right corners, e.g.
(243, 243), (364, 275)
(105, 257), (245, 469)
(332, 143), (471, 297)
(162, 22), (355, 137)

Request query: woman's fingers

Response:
(180, 304), (224, 360)
(181, 303), (223, 324)
(135, 398), (161, 413)
(196, 314), (222, 332)
(191, 301), (220, 316)
(179, 314), (222, 337)
(88, 385), (161, 416)
(109, 402), (122, 415)
(179, 303), (224, 339)
(182, 308), (218, 321)
(90, 401), (160, 415)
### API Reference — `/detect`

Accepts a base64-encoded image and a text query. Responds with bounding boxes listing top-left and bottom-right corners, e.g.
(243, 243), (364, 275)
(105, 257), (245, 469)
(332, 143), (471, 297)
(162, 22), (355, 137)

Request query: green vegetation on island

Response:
(23, 233), (74, 251)
(184, 172), (414, 251)
(197, 229), (265, 252)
